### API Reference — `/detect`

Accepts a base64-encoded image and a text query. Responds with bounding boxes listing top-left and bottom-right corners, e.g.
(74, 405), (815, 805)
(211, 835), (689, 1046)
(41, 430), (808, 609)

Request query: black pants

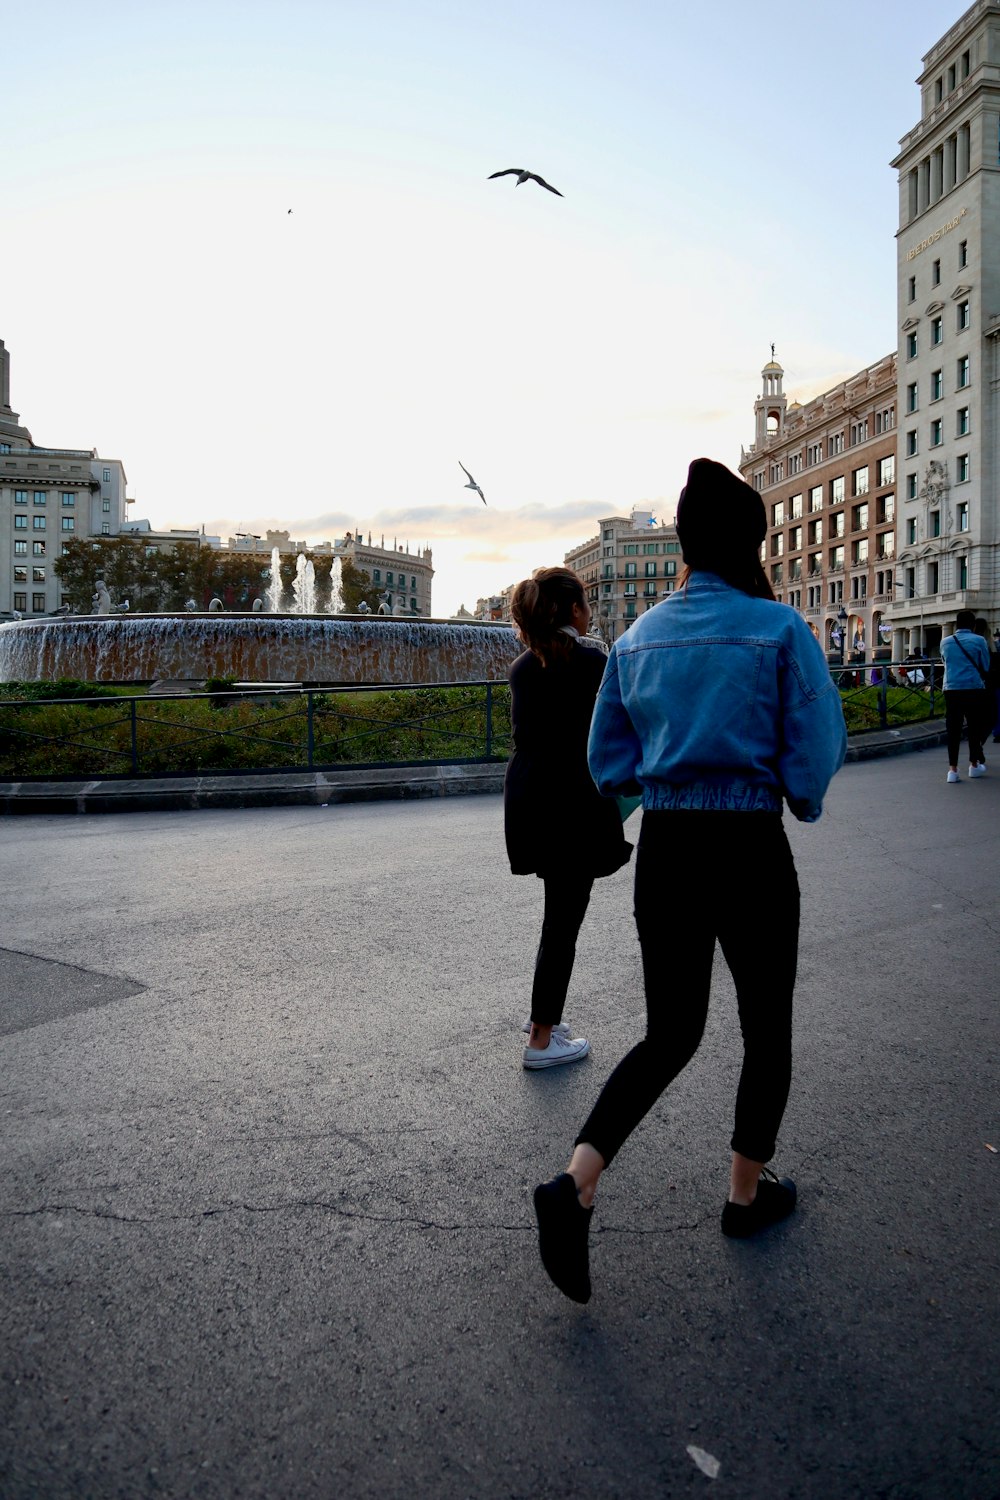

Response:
(530, 875), (595, 1026)
(576, 811), (799, 1167)
(945, 689), (986, 767)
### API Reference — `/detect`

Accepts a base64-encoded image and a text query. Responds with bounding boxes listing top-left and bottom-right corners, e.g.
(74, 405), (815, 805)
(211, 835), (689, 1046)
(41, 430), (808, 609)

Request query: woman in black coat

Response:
(504, 567), (632, 1070)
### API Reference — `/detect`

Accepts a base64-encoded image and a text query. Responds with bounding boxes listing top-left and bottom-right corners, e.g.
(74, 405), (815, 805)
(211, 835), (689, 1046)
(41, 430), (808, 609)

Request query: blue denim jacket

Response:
(941, 630), (990, 691)
(588, 573), (847, 822)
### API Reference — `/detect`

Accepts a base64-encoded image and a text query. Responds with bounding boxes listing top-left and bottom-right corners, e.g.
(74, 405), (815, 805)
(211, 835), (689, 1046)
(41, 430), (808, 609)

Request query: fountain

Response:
(293, 554), (316, 615)
(0, 613), (521, 686)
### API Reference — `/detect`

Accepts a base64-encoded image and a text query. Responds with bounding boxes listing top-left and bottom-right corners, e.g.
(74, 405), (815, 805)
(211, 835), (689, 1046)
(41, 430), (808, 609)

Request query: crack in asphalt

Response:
(3, 1200), (703, 1236)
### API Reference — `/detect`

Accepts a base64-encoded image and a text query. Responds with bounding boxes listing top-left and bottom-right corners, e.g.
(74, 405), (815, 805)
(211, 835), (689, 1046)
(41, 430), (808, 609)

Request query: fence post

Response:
(484, 682), (493, 761)
(878, 672), (888, 730)
(306, 691), (315, 769)
(130, 698), (138, 773)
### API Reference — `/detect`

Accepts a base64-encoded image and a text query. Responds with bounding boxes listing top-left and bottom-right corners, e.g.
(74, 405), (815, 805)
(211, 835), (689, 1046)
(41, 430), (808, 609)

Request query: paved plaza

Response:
(1, 750), (998, 1499)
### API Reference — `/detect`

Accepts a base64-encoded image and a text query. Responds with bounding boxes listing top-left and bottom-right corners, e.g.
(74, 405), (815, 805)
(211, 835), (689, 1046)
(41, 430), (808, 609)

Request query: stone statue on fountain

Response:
(92, 582), (111, 615)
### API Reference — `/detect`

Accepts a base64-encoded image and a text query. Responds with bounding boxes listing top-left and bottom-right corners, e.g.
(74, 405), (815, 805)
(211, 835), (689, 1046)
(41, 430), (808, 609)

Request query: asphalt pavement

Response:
(1, 749), (998, 1499)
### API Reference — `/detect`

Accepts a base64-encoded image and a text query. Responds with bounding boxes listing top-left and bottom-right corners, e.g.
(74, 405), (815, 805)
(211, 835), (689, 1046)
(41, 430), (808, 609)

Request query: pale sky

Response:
(4, 0), (961, 615)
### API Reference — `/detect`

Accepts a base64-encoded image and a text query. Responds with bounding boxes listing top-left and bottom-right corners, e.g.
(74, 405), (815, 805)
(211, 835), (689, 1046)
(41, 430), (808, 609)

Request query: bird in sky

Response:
(488, 168), (563, 197)
(459, 462), (487, 504)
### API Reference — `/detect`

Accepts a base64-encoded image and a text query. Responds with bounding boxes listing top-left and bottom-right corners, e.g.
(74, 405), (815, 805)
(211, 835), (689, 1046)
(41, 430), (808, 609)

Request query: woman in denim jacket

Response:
(533, 458), (846, 1303)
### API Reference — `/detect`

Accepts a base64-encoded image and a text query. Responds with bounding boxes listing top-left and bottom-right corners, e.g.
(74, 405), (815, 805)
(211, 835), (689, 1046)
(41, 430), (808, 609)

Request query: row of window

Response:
(11, 593), (49, 613)
(771, 462), (895, 527)
(771, 507), (896, 556)
(12, 568), (46, 582)
(759, 437), (896, 493)
(13, 515), (77, 531)
(902, 558), (969, 595)
(621, 541), (681, 556)
(371, 569), (418, 588)
(615, 561), (677, 578)
(906, 375), (971, 412)
(12, 490), (113, 511)
(905, 321), (971, 360)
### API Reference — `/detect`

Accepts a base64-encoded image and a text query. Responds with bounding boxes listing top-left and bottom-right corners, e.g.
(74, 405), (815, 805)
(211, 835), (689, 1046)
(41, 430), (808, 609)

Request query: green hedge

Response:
(0, 685), (513, 779)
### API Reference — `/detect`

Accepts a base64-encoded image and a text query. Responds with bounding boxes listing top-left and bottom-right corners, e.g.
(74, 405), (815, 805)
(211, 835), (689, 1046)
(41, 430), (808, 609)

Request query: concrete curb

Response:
(0, 721), (956, 814)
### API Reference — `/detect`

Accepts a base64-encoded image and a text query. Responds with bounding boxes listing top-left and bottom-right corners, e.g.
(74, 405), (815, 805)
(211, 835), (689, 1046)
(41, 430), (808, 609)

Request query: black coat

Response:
(503, 639), (633, 878)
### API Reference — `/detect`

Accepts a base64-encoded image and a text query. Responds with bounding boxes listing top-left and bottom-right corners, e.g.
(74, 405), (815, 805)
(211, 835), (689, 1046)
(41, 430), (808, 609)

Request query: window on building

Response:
(957, 355), (970, 388)
(664, 561), (677, 577)
(807, 442), (822, 465)
(32, 592), (45, 613)
(930, 369), (943, 400)
(625, 562), (637, 577)
(643, 582), (656, 597)
(878, 495), (895, 524)
(957, 453), (970, 482)
(32, 567), (44, 583)
(850, 419), (868, 446)
(906, 473), (917, 500)
(14, 540), (27, 555)
(790, 494), (802, 519)
(957, 300), (970, 331)
(644, 561), (656, 576)
(852, 503), (869, 531)
(410, 597), (417, 611)
(624, 544), (638, 555)
(906, 430), (918, 456)
(771, 534), (784, 558)
(33, 491), (46, 505)
(931, 418), (943, 446)
(32, 541), (45, 556)
(789, 527), (802, 552)
(930, 510), (940, 538)
(957, 406), (970, 436)
(0, 442), (9, 453)
(809, 486), (823, 513)
(372, 569), (380, 582)
(14, 514), (27, 529)
(906, 382), (918, 413)
(772, 501), (785, 526)
(809, 553), (822, 577)
(61, 517), (75, 531)
(876, 405), (895, 434)
(853, 466), (869, 496)
(101, 522), (110, 535)
(771, 563), (783, 586)
(788, 454), (802, 475)
(13, 592), (27, 611)
(14, 490), (27, 504)
(961, 50), (970, 79)
(907, 275), (916, 302)
(957, 501), (968, 531)
(103, 467), (111, 483)
(928, 561), (939, 593)
(32, 515), (45, 530)
(829, 433), (844, 456)
(830, 476), (845, 505)
(932, 257), (941, 285)
(907, 519), (917, 545)
(907, 332), (918, 359)
(879, 455), (895, 486)
(625, 601), (636, 619)
(959, 238), (968, 267)
(102, 499), (111, 513)
(905, 567), (915, 599)
(13, 567), (27, 583)
(829, 545), (844, 572)
(809, 519), (823, 545)
(664, 541), (680, 553)
(935, 77), (943, 103)
(931, 316), (943, 345)
(958, 555), (968, 589)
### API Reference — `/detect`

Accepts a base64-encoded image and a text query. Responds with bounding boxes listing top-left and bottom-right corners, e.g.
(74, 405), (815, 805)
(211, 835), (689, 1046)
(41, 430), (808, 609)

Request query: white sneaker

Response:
(523, 1032), (590, 1070)
(522, 1017), (572, 1036)
(969, 764), (986, 778)
(947, 770), (960, 783)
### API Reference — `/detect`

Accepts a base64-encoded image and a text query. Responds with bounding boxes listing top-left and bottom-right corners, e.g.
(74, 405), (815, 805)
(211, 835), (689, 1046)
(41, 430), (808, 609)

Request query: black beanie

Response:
(675, 458), (767, 570)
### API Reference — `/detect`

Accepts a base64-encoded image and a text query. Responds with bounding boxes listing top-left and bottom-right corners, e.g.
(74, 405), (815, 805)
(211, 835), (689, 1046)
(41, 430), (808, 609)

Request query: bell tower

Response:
(754, 346), (787, 450)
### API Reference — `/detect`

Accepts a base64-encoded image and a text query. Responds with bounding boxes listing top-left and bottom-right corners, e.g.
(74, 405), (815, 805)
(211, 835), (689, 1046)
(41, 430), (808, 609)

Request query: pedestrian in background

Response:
(504, 567), (632, 1071)
(973, 618), (1000, 748)
(532, 459), (846, 1303)
(941, 610), (990, 782)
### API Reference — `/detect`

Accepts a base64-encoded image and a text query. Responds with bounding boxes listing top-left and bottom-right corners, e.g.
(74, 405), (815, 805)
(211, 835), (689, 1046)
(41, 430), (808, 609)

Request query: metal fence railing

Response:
(828, 657), (941, 733)
(0, 682), (512, 782)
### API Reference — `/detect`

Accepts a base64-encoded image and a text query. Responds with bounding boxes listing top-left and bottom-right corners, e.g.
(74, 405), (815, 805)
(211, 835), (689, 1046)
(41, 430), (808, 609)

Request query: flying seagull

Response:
(488, 168), (563, 197)
(459, 461), (486, 505)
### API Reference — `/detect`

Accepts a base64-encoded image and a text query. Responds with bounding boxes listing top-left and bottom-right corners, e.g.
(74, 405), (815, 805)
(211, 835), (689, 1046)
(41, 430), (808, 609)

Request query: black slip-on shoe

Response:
(533, 1172), (593, 1303)
(721, 1168), (797, 1239)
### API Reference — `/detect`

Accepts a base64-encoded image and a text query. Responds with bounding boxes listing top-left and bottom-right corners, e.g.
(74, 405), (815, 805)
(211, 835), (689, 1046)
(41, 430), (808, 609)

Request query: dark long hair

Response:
(510, 567), (586, 666)
(676, 554), (775, 600)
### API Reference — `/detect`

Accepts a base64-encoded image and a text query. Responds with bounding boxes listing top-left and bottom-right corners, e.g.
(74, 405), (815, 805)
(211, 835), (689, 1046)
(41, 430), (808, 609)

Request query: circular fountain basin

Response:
(0, 613), (521, 686)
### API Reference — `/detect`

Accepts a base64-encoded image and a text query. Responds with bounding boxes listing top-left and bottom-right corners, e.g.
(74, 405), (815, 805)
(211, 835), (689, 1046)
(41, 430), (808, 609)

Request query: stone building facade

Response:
(565, 508), (682, 644)
(0, 340), (129, 617)
(889, 0), (1000, 653)
(739, 355), (898, 663)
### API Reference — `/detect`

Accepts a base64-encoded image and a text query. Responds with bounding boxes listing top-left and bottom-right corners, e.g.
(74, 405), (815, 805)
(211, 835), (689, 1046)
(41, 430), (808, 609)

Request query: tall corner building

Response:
(890, 0), (1000, 651)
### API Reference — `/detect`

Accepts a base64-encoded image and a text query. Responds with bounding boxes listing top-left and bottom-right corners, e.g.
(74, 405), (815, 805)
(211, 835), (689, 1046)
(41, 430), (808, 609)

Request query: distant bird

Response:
(53, 603), (73, 616)
(287, 209), (292, 214)
(111, 600), (130, 613)
(12, 609), (22, 620)
(488, 168), (563, 197)
(459, 462), (487, 505)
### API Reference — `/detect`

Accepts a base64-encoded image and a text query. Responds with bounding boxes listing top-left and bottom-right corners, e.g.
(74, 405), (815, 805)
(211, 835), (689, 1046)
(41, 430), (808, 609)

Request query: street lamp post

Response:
(837, 604), (849, 667)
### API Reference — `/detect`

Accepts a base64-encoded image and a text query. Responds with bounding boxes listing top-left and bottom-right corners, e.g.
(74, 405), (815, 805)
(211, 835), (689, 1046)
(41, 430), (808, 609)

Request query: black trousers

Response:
(530, 874), (595, 1026)
(576, 811), (799, 1167)
(945, 689), (986, 767)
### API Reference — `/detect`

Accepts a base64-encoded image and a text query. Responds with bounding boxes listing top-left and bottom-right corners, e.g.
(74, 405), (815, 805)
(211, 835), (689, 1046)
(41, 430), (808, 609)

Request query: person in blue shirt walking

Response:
(941, 610), (991, 782)
(533, 458), (847, 1303)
